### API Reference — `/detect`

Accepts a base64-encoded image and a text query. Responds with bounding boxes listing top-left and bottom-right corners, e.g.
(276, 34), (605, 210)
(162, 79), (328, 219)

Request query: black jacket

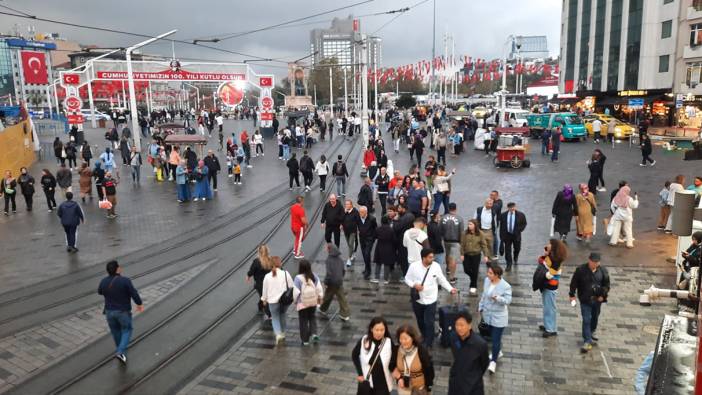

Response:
(499, 210), (527, 240)
(299, 155), (314, 173)
(357, 214), (377, 242)
(57, 200), (84, 227)
(40, 174), (56, 191)
(342, 208), (360, 234)
(357, 184), (373, 210)
(204, 155), (221, 173)
(448, 331), (489, 395)
(247, 258), (270, 290)
(18, 174), (35, 195)
(374, 224), (396, 265)
(569, 263), (610, 303)
(321, 201), (344, 226)
(427, 221), (444, 254)
(286, 158), (299, 174)
(332, 161), (348, 177)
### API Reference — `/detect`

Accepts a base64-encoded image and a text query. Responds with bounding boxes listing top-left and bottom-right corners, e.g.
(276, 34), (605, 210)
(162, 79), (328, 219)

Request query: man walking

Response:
(290, 195), (308, 259)
(331, 155), (348, 197)
(321, 194), (344, 247)
(569, 252), (610, 353)
(318, 244), (350, 321)
(405, 248), (456, 347)
(474, 199), (497, 258)
(129, 146), (142, 185)
(357, 206), (377, 280)
(98, 260), (144, 364)
(440, 202), (464, 284)
(341, 199), (360, 267)
(499, 202), (527, 271)
(299, 150), (314, 192)
(203, 150), (221, 192)
(56, 191), (84, 253)
(357, 177), (374, 214)
(591, 118), (602, 143)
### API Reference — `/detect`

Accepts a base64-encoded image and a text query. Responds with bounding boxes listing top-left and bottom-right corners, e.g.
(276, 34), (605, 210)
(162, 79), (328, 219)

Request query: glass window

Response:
(659, 55), (669, 73)
(592, 0), (606, 90)
(694, 0), (702, 10)
(691, 24), (702, 46)
(664, 0), (674, 3)
(686, 62), (702, 87)
(565, 0), (578, 81)
(662, 20), (672, 39)
(625, 0), (644, 89)
(608, 0), (623, 91)
(579, 0), (592, 89)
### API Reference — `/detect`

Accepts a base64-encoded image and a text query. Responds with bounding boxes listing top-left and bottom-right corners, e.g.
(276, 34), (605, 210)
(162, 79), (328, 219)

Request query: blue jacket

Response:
(478, 277), (512, 328)
(98, 275), (142, 312)
(175, 165), (187, 185)
(56, 200), (84, 227)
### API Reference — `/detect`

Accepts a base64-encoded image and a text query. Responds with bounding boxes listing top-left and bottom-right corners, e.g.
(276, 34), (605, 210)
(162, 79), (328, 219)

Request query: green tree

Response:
(395, 93), (416, 109)
(308, 58), (344, 106)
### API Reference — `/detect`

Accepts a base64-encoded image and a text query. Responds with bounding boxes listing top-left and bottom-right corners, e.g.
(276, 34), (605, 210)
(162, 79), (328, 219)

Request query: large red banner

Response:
(20, 51), (48, 84)
(96, 69), (246, 81)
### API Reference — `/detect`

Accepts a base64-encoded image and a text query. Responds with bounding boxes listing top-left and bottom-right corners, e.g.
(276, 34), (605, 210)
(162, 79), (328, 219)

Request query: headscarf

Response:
(579, 183), (589, 196)
(613, 185), (631, 208)
(198, 159), (205, 168)
(562, 184), (574, 201)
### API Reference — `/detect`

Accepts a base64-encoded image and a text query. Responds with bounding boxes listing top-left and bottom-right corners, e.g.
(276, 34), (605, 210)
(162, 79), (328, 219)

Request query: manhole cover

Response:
(643, 325), (659, 335)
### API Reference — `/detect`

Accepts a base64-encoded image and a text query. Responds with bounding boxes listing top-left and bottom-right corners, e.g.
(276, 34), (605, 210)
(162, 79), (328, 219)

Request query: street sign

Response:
(63, 95), (83, 112)
(676, 99), (684, 109)
(261, 96), (273, 110)
(628, 98), (644, 108)
(62, 73), (80, 85)
(67, 114), (84, 124)
(259, 76), (273, 87)
(260, 111), (274, 121)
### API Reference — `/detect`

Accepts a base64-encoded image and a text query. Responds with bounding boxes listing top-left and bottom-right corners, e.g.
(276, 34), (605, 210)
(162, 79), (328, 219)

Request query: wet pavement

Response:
(0, 122), (692, 394)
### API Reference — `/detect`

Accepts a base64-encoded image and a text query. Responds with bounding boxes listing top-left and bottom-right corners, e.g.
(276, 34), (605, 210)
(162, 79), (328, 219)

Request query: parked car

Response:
(80, 109), (111, 121)
(471, 106), (489, 119)
(582, 113), (635, 139)
(526, 112), (587, 140)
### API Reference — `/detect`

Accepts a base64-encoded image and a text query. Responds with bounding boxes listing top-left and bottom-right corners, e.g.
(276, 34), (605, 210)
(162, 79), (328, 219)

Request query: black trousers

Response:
(63, 224), (77, 248)
(4, 193), (16, 213)
(44, 189), (56, 210)
(462, 254), (481, 288)
(502, 235), (521, 265)
(437, 147), (446, 165)
(378, 193), (387, 216)
(398, 246), (409, 275)
(324, 225), (341, 247)
(302, 171), (313, 187)
(289, 172), (300, 188)
(208, 172), (218, 190)
(360, 238), (374, 277)
(170, 163), (178, 179)
(298, 306), (317, 343)
(22, 193), (33, 211)
(641, 150), (654, 164)
(319, 174), (327, 191)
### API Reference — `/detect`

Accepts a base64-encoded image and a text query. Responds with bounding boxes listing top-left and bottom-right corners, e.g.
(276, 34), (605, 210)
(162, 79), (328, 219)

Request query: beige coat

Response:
(575, 193), (596, 236)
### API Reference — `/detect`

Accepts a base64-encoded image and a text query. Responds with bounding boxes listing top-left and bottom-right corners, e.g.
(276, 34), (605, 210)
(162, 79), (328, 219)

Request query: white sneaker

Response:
(469, 288), (477, 295)
(650, 160), (656, 166)
(489, 351), (504, 360)
(345, 259), (352, 268)
(488, 361), (496, 374)
(597, 187), (606, 192)
(247, 165), (253, 168)
(193, 198), (199, 201)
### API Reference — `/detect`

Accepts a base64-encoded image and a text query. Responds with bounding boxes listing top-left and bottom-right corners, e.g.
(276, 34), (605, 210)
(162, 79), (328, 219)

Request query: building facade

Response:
(0, 37), (56, 108)
(509, 36), (549, 60)
(674, 0), (702, 128)
(310, 16), (380, 69)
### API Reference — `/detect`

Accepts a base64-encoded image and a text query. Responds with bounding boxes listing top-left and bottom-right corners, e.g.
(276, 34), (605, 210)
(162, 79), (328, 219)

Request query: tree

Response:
(395, 93), (416, 109)
(308, 58), (344, 106)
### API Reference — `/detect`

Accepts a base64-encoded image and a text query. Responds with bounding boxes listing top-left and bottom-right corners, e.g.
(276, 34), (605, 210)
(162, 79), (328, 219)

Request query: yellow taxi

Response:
(471, 106), (489, 119)
(582, 114), (635, 139)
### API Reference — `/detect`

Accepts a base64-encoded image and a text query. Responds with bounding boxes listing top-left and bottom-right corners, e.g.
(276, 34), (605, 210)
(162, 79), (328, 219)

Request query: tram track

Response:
(0, 137), (347, 339)
(6, 136), (362, 395)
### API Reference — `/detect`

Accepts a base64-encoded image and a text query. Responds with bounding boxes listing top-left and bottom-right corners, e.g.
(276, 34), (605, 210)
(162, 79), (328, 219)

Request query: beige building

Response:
(674, 0), (702, 128)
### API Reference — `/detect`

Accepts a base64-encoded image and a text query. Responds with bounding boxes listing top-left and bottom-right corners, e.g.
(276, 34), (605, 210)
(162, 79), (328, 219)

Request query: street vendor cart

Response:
(493, 127), (530, 169)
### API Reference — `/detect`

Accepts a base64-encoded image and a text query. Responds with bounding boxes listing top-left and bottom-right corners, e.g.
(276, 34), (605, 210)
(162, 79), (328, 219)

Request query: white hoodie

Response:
(403, 227), (428, 264)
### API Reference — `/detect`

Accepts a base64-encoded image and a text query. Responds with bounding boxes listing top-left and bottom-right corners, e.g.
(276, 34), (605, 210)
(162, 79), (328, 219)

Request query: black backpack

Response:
(335, 162), (345, 176)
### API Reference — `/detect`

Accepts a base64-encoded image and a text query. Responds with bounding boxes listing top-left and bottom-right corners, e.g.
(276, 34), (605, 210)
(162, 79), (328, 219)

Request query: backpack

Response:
(335, 162), (345, 176)
(300, 277), (318, 306)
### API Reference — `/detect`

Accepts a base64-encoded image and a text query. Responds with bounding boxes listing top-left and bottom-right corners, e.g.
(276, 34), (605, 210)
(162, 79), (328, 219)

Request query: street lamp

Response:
(182, 82), (200, 109)
(127, 29), (178, 151)
(500, 35), (516, 128)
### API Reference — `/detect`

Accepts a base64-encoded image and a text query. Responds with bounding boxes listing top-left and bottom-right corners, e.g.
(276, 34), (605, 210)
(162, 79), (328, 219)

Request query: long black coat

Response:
(374, 224), (396, 266)
(552, 191), (577, 234)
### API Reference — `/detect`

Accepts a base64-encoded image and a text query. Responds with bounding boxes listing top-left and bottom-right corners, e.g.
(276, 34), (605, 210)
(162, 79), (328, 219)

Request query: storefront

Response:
(678, 94), (702, 129)
(585, 89), (674, 126)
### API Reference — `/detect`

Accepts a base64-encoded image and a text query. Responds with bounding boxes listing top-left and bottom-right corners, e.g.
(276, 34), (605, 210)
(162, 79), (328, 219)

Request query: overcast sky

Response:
(0, 0), (560, 76)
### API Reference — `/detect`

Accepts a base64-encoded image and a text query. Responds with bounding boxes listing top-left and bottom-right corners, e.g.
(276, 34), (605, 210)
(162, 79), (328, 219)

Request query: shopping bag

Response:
(605, 217), (613, 236)
(549, 217), (555, 237)
(98, 199), (112, 210)
(592, 215), (597, 236)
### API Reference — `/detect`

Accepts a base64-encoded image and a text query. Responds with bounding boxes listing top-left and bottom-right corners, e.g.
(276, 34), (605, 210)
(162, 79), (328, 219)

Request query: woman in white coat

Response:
(351, 317), (394, 395)
(261, 256), (294, 344)
(609, 186), (639, 248)
(314, 154), (330, 192)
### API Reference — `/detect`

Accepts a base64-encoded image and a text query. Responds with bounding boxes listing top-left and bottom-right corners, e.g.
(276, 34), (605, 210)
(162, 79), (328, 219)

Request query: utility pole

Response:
(329, 67), (334, 119)
(352, 43), (357, 112)
(361, 35), (369, 147)
(373, 42), (379, 126)
(344, 67), (348, 118)
(429, 0), (436, 103)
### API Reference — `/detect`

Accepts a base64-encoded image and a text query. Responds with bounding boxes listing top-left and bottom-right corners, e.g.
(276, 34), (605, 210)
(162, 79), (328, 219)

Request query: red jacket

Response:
(363, 150), (376, 168)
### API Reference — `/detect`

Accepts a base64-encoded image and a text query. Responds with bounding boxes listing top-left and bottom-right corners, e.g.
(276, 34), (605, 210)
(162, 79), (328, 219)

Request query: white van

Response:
(503, 108), (529, 127)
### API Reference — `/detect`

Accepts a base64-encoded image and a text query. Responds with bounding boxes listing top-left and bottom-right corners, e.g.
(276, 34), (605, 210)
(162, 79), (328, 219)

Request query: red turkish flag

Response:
(21, 51), (48, 84)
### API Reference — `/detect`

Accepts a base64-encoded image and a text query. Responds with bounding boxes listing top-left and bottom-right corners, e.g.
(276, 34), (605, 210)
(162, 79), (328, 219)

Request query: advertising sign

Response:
(96, 69), (246, 82)
(217, 82), (244, 107)
(63, 95), (83, 112)
(261, 96), (273, 110)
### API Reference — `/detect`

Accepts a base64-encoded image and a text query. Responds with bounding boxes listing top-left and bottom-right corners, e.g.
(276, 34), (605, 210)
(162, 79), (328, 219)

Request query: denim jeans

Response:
(541, 289), (558, 333)
(177, 183), (190, 201)
(269, 302), (288, 337)
(412, 301), (437, 347)
(487, 325), (505, 361)
(432, 192), (450, 214)
(335, 176), (346, 196)
(283, 145), (290, 160)
(433, 252), (445, 267)
(106, 310), (133, 355)
(131, 165), (141, 183)
(580, 301), (602, 344)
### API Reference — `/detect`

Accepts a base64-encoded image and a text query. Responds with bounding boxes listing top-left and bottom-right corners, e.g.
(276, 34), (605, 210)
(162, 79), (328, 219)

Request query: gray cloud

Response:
(0, 0), (559, 77)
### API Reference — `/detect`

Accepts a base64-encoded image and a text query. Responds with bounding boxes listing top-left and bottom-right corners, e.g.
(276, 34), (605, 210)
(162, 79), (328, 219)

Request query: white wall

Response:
(638, 0), (678, 89)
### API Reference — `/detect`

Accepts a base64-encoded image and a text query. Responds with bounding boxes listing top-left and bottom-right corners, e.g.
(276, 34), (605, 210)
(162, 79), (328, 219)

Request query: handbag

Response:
(478, 318), (490, 338)
(605, 217), (614, 236)
(357, 338), (386, 395)
(279, 270), (294, 306)
(410, 266), (431, 302)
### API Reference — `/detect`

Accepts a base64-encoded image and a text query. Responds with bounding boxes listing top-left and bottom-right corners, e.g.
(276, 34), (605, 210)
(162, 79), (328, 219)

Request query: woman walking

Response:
(102, 171), (118, 218)
(587, 151), (602, 195)
(609, 186), (639, 248)
(639, 134), (655, 166)
(478, 264), (512, 374)
(17, 167), (35, 211)
(351, 317), (394, 395)
(261, 256), (294, 344)
(292, 259), (324, 345)
(193, 160), (212, 201)
(552, 184), (577, 241)
(391, 325), (434, 395)
(78, 162), (93, 203)
(81, 140), (93, 165)
(93, 162), (105, 201)
(287, 153), (300, 190)
(535, 239), (568, 338)
(594, 149), (607, 191)
(40, 169), (57, 212)
(314, 155), (330, 193)
(431, 166), (455, 214)
(246, 244), (272, 319)
(53, 137), (65, 166)
(1, 170), (17, 215)
(461, 219), (492, 296)
(373, 216), (396, 284)
(575, 184), (596, 242)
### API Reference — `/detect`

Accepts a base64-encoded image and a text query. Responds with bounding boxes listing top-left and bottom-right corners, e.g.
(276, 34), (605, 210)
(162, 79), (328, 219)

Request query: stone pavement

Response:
(0, 259), (210, 393)
(182, 134), (685, 394)
(0, 118), (336, 292)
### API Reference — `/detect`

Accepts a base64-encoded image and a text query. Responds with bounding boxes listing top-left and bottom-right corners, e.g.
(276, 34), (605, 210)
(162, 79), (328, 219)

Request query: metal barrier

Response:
(34, 119), (67, 138)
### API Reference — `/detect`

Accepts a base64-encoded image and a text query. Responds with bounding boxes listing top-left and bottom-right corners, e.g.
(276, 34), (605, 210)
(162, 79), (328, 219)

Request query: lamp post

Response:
(344, 67), (348, 118)
(127, 29), (178, 151)
(329, 67), (334, 119)
(500, 35), (516, 128)
(182, 82), (200, 109)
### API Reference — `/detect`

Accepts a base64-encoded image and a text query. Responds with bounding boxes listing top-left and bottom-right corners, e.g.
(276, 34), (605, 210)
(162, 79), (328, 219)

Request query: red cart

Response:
(493, 127), (531, 169)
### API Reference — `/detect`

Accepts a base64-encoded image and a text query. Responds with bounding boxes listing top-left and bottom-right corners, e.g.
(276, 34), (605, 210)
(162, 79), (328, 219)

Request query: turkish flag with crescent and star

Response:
(21, 51), (48, 85)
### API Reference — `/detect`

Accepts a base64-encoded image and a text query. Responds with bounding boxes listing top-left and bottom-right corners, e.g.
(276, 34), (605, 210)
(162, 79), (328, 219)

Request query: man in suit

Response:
(499, 202), (527, 272)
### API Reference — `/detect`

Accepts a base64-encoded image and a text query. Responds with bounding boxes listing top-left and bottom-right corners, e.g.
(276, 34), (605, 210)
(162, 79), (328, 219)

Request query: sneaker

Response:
(488, 351), (503, 360)
(48, 209), (53, 212)
(289, 188), (293, 191)
(538, 325), (546, 332)
(657, 226), (665, 230)
(228, 174), (233, 178)
(213, 189), (218, 192)
(542, 331), (557, 338)
(275, 335), (285, 345)
(311, 334), (320, 343)
(345, 259), (352, 268)
(116, 353), (127, 364)
(247, 165), (253, 168)
(339, 315), (351, 321)
(576, 236), (582, 241)
(591, 334), (599, 341)
(449, 278), (457, 285)
(193, 198), (199, 201)
(294, 254), (305, 259)
(665, 229), (672, 234)
(639, 163), (646, 167)
(597, 187), (606, 192)
(469, 288), (477, 296)
(580, 343), (593, 353)
(384, 280), (390, 285)
(370, 278), (379, 283)
(650, 160), (656, 166)
(488, 361), (496, 374)
(302, 342), (310, 346)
